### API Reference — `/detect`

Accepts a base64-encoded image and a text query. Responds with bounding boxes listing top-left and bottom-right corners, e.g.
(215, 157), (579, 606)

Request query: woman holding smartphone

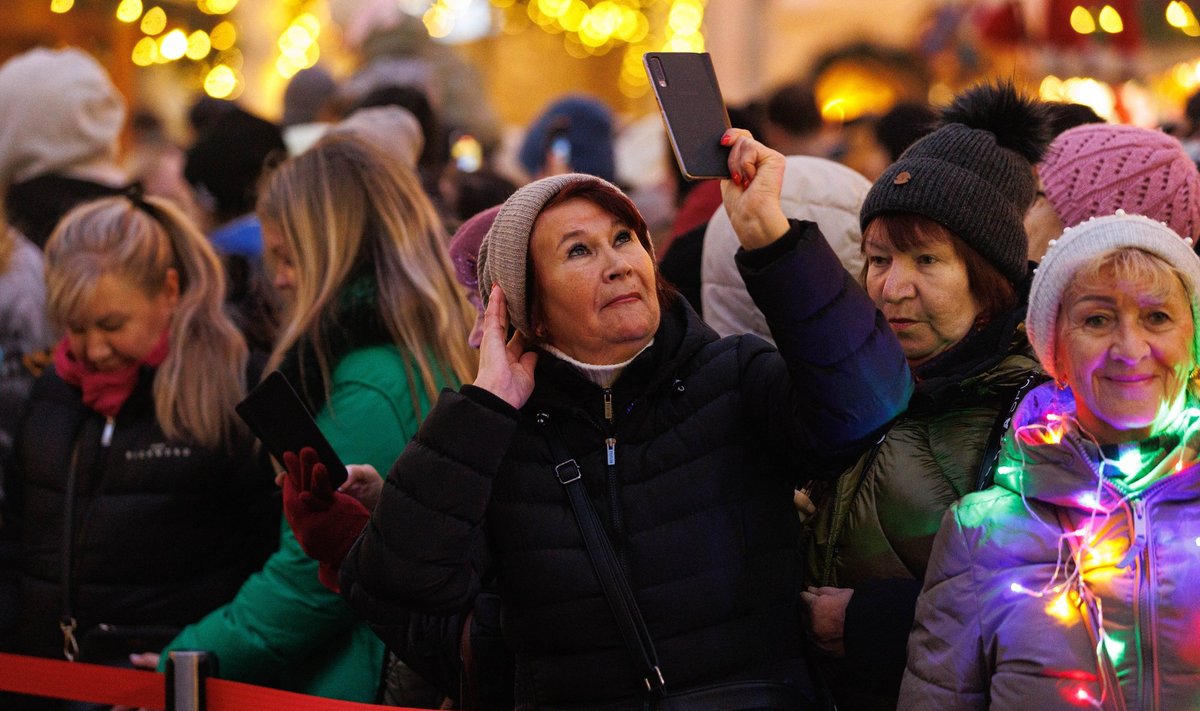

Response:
(155, 131), (477, 702)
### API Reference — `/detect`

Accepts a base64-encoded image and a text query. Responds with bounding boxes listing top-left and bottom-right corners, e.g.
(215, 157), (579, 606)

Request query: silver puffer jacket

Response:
(900, 382), (1200, 711)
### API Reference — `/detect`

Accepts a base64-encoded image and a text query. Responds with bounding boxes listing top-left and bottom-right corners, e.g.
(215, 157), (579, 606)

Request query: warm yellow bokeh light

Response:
(1070, 6), (1096, 34)
(205, 64), (238, 98)
(1044, 591), (1078, 625)
(1098, 5), (1123, 33)
(50, 0), (74, 13)
(115, 0), (142, 23)
(186, 30), (212, 60)
(210, 21), (236, 51)
(424, 5), (454, 37)
(203, 0), (239, 14)
(141, 6), (167, 35)
(275, 55), (300, 80)
(1167, 1), (1191, 27)
(159, 29), (188, 61)
(538, 0), (572, 18)
(131, 36), (158, 66)
(293, 13), (321, 38)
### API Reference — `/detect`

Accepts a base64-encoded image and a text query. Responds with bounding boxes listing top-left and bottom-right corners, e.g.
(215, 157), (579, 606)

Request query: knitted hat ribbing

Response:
(1039, 124), (1200, 242)
(477, 173), (651, 337)
(1026, 211), (1200, 380)
(860, 83), (1047, 285)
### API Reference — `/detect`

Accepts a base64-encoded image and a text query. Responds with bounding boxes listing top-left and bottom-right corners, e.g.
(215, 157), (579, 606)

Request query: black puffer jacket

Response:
(12, 364), (278, 661)
(342, 221), (912, 710)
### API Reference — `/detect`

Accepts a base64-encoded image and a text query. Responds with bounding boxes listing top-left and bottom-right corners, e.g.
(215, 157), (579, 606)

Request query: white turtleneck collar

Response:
(542, 340), (655, 388)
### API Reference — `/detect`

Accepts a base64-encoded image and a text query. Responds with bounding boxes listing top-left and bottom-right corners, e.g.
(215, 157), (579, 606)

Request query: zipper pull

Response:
(603, 389), (613, 424)
(606, 437), (616, 466)
(1117, 499), (1147, 569)
(100, 416), (115, 448)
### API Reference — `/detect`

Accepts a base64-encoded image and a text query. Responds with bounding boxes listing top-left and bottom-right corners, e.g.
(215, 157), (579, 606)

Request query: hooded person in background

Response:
(802, 83), (1051, 711)
(518, 95), (617, 184)
(0, 47), (129, 248)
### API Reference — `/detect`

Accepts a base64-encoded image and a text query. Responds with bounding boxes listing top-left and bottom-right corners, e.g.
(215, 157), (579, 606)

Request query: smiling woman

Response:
(900, 213), (1200, 710)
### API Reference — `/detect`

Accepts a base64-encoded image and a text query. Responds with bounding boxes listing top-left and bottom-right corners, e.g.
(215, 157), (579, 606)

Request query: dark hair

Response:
(528, 179), (677, 336)
(1045, 102), (1105, 138)
(874, 102), (938, 162)
(862, 212), (1017, 322)
(352, 84), (444, 171)
(765, 81), (822, 136)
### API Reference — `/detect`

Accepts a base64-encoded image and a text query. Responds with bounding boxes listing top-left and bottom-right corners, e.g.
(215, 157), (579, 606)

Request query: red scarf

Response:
(53, 331), (170, 418)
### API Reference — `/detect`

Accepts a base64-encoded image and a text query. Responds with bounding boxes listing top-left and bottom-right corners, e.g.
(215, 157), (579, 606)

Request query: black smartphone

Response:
(235, 370), (349, 488)
(644, 51), (732, 180)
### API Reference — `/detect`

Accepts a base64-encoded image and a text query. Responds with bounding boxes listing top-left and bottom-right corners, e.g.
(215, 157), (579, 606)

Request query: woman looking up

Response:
(340, 129), (912, 710)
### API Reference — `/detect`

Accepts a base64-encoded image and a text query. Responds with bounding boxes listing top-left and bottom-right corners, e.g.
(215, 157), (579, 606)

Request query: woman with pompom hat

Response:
(802, 82), (1052, 711)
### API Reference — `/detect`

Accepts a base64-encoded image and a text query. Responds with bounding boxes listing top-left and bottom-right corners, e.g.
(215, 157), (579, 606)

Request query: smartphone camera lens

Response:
(648, 57), (667, 88)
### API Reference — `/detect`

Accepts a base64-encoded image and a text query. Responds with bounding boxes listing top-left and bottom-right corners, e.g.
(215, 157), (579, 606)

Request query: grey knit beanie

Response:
(861, 83), (1049, 285)
(477, 172), (651, 337)
(1027, 211), (1200, 380)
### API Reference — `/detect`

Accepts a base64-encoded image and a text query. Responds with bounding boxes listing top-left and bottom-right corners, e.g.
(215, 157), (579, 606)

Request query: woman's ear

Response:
(163, 267), (181, 309)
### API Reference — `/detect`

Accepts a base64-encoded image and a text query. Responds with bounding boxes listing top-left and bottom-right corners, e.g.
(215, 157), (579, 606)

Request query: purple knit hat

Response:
(449, 205), (502, 302)
(1039, 123), (1200, 241)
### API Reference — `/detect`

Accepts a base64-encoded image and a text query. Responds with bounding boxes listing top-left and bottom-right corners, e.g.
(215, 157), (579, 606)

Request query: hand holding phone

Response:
(644, 52), (732, 180)
(235, 371), (349, 488)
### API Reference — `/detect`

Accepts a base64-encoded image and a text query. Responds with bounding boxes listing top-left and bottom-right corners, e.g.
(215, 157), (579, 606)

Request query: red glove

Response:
(282, 447), (371, 592)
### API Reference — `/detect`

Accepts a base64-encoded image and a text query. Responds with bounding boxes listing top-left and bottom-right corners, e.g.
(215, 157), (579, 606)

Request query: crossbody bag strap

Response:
(540, 419), (666, 695)
(974, 373), (1043, 492)
(60, 438), (82, 661)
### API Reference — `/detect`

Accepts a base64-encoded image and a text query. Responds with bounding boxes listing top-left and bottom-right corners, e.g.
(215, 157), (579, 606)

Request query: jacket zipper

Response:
(602, 389), (624, 555)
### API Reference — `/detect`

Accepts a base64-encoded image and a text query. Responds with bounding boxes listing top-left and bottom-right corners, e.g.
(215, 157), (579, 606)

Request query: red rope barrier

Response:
(0, 652), (431, 710)
(0, 652), (164, 709)
(207, 678), (427, 711)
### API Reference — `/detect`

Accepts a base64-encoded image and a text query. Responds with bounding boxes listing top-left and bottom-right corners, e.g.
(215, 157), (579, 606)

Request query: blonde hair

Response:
(0, 225), (14, 273)
(44, 195), (249, 448)
(1062, 246), (1199, 395)
(258, 132), (476, 414)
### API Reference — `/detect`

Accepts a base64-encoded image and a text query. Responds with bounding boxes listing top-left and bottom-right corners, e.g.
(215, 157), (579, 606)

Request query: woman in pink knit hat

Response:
(1026, 123), (1200, 261)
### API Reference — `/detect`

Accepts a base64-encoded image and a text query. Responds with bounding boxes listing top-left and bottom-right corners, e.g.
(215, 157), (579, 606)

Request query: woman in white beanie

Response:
(900, 212), (1200, 709)
(339, 130), (911, 709)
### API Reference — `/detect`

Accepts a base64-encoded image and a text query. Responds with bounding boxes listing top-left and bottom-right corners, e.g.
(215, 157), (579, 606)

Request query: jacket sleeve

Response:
(341, 386), (520, 620)
(158, 379), (408, 685)
(896, 505), (989, 711)
(735, 219), (912, 473)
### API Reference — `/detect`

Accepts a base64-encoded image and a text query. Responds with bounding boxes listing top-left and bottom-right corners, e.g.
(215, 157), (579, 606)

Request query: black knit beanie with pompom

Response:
(860, 82), (1051, 285)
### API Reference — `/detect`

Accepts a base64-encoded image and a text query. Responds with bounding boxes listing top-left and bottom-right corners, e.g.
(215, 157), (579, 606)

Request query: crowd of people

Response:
(2, 42), (1200, 711)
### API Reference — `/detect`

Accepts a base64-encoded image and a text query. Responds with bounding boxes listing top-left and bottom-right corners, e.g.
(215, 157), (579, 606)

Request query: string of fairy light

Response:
(48, 0), (321, 101)
(1000, 400), (1200, 708)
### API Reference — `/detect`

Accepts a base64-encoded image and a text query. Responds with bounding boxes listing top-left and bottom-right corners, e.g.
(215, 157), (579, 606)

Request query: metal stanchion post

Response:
(166, 650), (216, 711)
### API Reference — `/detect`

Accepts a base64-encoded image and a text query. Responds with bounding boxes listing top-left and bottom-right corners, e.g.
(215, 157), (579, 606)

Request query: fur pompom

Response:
(941, 81), (1051, 164)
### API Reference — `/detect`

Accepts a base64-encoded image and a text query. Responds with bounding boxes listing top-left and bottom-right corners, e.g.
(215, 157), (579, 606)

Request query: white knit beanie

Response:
(0, 47), (126, 187)
(477, 172), (652, 337)
(1027, 211), (1200, 380)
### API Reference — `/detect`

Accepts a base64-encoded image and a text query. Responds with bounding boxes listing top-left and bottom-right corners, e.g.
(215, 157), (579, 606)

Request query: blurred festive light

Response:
(116, 0), (143, 23)
(186, 30), (212, 60)
(141, 6), (167, 35)
(50, 0), (74, 13)
(199, 0), (238, 14)
(1098, 5), (1123, 33)
(539, 0), (572, 18)
(293, 13), (321, 38)
(159, 29), (188, 60)
(1070, 6), (1096, 34)
(1044, 591), (1076, 624)
(1167, 1), (1193, 27)
(279, 26), (313, 56)
(424, 5), (455, 37)
(210, 21), (236, 50)
(204, 64), (238, 98)
(275, 54), (300, 79)
(131, 36), (158, 66)
(560, 0), (588, 32)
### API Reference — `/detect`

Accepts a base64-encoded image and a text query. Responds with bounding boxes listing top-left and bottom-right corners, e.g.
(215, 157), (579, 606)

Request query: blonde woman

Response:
(11, 194), (276, 669)
(158, 132), (476, 702)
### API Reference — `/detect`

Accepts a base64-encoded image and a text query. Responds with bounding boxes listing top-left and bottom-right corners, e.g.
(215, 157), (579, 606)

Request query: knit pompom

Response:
(940, 81), (1051, 164)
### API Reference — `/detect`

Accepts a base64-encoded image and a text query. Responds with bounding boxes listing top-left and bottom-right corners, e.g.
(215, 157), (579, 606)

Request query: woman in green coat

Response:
(153, 132), (477, 701)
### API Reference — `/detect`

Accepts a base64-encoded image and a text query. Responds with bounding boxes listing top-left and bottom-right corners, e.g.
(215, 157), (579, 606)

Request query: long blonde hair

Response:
(44, 195), (249, 448)
(258, 132), (476, 413)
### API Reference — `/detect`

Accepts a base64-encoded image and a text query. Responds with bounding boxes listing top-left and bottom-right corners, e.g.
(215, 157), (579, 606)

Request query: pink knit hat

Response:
(1039, 123), (1200, 241)
(449, 204), (502, 302)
